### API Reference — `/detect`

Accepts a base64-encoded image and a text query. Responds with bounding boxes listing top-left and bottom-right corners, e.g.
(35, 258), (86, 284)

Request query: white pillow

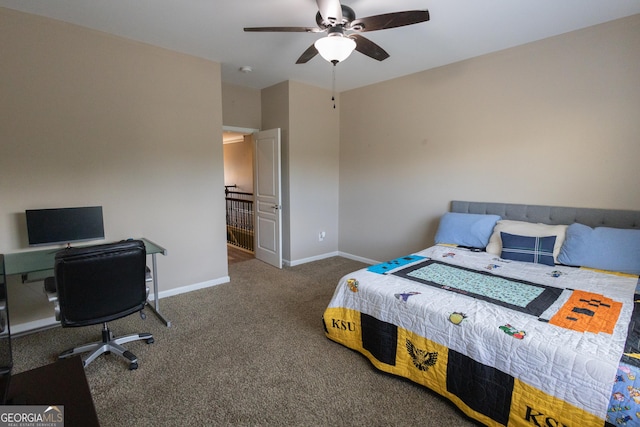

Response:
(486, 220), (568, 262)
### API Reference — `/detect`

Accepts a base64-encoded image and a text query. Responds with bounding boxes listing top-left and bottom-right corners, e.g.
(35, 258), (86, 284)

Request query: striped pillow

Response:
(500, 232), (556, 266)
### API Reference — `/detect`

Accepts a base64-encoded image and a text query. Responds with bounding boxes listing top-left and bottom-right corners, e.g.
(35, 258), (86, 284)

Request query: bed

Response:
(323, 201), (640, 427)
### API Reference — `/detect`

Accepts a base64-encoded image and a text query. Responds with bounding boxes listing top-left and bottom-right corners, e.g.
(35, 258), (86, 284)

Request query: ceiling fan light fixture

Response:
(314, 34), (356, 64)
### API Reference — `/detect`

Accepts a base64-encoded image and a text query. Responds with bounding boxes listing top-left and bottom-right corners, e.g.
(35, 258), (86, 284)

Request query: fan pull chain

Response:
(332, 62), (337, 109)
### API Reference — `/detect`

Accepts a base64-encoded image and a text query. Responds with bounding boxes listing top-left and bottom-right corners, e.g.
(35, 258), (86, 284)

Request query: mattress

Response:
(323, 245), (640, 426)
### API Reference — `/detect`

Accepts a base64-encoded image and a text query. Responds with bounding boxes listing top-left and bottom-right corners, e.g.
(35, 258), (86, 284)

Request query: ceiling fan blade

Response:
(296, 44), (319, 64)
(349, 10), (430, 32)
(244, 26), (323, 33)
(316, 0), (343, 25)
(350, 34), (389, 61)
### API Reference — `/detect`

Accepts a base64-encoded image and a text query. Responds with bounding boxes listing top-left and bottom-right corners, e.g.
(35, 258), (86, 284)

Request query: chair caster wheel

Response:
(129, 362), (138, 370)
(146, 337), (154, 344)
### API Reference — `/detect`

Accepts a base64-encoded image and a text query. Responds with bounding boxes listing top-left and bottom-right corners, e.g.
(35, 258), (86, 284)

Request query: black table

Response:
(7, 356), (100, 426)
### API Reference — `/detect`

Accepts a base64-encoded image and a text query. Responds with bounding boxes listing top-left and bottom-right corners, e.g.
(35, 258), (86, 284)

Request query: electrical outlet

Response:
(319, 231), (326, 242)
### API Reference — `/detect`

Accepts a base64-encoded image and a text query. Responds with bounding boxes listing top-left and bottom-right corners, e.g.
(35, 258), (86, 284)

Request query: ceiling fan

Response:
(244, 0), (430, 64)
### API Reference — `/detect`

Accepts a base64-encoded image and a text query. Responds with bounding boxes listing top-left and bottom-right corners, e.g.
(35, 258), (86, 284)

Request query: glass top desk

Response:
(2, 237), (171, 327)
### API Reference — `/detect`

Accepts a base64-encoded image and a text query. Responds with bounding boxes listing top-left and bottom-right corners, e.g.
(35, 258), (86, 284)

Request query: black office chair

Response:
(45, 240), (154, 370)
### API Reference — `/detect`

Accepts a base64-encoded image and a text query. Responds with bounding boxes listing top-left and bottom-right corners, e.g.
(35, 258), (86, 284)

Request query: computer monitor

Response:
(25, 206), (105, 247)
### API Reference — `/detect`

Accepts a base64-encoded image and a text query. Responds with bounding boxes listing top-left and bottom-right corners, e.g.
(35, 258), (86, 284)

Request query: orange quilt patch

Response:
(549, 290), (621, 334)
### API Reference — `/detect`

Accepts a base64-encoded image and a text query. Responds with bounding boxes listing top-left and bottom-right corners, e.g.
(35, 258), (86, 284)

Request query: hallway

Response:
(227, 245), (254, 265)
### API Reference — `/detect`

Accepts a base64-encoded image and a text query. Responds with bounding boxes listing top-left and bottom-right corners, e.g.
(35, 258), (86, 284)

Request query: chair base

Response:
(59, 323), (154, 370)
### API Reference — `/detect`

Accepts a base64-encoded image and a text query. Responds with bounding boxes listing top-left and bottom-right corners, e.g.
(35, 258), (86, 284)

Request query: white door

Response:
(253, 128), (282, 268)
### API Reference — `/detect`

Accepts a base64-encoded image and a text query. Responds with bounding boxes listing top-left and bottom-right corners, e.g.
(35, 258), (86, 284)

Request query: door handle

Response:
(272, 205), (281, 210)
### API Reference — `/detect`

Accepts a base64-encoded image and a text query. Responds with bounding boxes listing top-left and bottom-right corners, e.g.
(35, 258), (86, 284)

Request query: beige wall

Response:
(224, 79), (339, 266)
(221, 83), (260, 201)
(221, 83), (261, 130)
(339, 14), (640, 263)
(0, 8), (228, 295)
(3, 6), (638, 287)
(223, 136), (254, 193)
(260, 81), (340, 265)
(288, 81), (340, 263)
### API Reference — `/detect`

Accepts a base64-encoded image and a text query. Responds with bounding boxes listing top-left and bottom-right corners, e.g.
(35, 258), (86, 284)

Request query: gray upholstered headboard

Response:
(451, 201), (640, 230)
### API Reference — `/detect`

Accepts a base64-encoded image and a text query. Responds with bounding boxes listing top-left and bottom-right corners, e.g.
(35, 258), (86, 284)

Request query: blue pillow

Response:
(500, 232), (556, 266)
(558, 223), (640, 275)
(434, 213), (501, 248)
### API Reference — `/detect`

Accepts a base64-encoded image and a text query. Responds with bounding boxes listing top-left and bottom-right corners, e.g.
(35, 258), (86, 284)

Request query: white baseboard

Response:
(284, 251), (379, 267)
(12, 275), (231, 335)
(337, 251), (378, 265)
(285, 251), (340, 267)
(150, 276), (230, 301)
(11, 316), (59, 337)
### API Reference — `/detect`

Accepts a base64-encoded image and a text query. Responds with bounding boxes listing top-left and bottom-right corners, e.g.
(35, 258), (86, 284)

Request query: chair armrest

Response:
(0, 300), (6, 333)
(43, 277), (61, 320)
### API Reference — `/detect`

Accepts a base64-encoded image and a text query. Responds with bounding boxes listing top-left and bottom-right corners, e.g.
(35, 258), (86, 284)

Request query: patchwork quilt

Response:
(322, 245), (640, 427)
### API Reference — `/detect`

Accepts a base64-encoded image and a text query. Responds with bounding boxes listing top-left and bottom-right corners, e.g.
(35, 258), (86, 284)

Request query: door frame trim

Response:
(223, 125), (259, 134)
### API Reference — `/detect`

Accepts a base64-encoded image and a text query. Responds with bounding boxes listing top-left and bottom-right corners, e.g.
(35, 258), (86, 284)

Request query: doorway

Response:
(223, 126), (257, 265)
(222, 126), (282, 268)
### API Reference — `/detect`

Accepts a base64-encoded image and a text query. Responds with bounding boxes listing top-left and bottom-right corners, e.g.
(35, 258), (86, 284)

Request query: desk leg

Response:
(147, 253), (171, 327)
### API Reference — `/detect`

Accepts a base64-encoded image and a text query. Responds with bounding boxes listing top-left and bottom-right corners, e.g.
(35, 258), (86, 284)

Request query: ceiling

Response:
(2, 0), (639, 92)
